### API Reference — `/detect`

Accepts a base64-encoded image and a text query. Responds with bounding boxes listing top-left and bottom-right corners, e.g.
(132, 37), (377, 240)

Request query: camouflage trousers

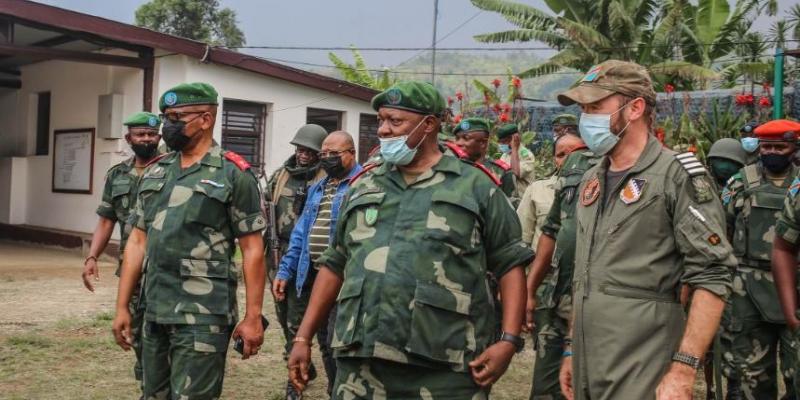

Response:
(720, 270), (798, 400)
(129, 289), (144, 383)
(141, 322), (232, 400)
(286, 272), (337, 395)
(531, 293), (571, 400)
(333, 357), (489, 400)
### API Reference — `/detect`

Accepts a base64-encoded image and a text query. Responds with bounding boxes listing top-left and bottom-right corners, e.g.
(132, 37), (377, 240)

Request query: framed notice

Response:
(52, 128), (95, 194)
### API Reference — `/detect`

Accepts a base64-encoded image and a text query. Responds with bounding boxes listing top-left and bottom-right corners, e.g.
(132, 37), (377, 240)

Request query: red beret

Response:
(753, 119), (800, 141)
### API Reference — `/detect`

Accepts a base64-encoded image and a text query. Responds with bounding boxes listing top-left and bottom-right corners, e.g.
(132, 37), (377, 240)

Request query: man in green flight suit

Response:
(264, 123), (327, 399)
(557, 60), (736, 400)
(523, 131), (596, 400)
(82, 111), (161, 391)
(453, 117), (516, 199)
(111, 83), (267, 399)
(285, 81), (534, 399)
(723, 119), (799, 399)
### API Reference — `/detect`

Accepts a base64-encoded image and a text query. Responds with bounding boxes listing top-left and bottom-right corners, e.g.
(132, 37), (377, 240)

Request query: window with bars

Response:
(358, 113), (379, 163)
(306, 107), (342, 134)
(221, 99), (266, 169)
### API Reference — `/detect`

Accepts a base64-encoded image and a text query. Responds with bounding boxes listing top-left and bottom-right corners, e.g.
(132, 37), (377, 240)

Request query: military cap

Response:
(123, 111), (161, 129)
(558, 60), (657, 107)
(453, 117), (492, 135)
(753, 119), (800, 141)
(552, 113), (578, 126)
(371, 81), (446, 116)
(159, 82), (219, 112)
(497, 124), (519, 139)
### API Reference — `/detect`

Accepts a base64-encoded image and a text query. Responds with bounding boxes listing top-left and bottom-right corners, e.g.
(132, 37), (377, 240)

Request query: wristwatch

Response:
(672, 352), (701, 370)
(499, 332), (525, 353)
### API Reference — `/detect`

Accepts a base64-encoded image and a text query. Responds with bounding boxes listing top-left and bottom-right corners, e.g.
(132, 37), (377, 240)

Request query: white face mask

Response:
(378, 116), (430, 166)
(578, 102), (632, 155)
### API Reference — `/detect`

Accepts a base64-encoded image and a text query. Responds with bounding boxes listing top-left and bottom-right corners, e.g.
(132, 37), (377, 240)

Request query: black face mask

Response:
(320, 155), (348, 178)
(709, 159), (742, 186)
(761, 153), (793, 173)
(161, 119), (192, 151)
(130, 142), (158, 159)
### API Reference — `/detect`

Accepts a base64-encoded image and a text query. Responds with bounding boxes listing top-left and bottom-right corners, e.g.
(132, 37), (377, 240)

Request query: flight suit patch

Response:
(708, 233), (721, 246)
(692, 176), (713, 204)
(620, 178), (646, 205)
(581, 177), (600, 206)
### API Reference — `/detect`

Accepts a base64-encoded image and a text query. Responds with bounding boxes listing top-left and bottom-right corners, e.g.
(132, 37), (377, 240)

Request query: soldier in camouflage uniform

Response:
(707, 138), (748, 191)
(82, 111), (161, 390)
(453, 117), (516, 199)
(523, 133), (595, 400)
(497, 123), (537, 199)
(112, 83), (267, 399)
(721, 120), (799, 400)
(286, 81), (534, 399)
(558, 60), (735, 400)
(264, 124), (327, 397)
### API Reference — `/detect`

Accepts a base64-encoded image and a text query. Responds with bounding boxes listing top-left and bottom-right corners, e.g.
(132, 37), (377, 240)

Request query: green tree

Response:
(328, 47), (395, 90)
(135, 0), (245, 47)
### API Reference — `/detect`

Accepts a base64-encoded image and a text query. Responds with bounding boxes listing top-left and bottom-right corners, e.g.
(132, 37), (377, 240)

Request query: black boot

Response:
(726, 379), (743, 400)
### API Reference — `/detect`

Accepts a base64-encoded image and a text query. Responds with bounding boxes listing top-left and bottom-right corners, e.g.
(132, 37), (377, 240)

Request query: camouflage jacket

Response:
(481, 158), (515, 200)
(96, 157), (142, 264)
(775, 172), (800, 299)
(723, 163), (799, 269)
(537, 150), (598, 309)
(131, 144), (266, 325)
(317, 154), (534, 372)
(265, 156), (325, 243)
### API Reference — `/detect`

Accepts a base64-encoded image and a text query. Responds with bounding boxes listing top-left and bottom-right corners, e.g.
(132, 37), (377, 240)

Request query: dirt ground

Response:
(0, 239), (717, 399)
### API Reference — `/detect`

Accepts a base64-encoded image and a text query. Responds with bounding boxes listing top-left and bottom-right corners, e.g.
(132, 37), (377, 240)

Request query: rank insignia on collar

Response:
(365, 208), (378, 226)
(581, 177), (600, 206)
(790, 177), (800, 198)
(620, 178), (646, 205)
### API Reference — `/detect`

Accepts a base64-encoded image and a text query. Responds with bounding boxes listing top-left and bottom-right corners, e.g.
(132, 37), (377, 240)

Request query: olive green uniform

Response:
(96, 157), (146, 382)
(317, 154), (534, 399)
(775, 174), (800, 399)
(720, 163), (799, 399)
(482, 158), (515, 200)
(571, 137), (735, 400)
(131, 144), (265, 399)
(517, 175), (556, 250)
(530, 150), (597, 400)
(264, 156), (324, 346)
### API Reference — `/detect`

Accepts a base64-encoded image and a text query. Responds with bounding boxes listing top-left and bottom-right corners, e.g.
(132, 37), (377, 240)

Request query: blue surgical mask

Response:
(498, 144), (512, 154)
(578, 103), (631, 156)
(379, 117), (430, 166)
(741, 137), (759, 153)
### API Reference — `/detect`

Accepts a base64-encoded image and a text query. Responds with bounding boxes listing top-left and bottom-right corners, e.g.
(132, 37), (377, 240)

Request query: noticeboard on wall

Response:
(52, 128), (95, 194)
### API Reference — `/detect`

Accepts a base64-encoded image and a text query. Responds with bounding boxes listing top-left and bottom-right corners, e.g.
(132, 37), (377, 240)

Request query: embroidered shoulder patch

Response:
(581, 177), (600, 206)
(620, 178), (646, 205)
(790, 177), (800, 198)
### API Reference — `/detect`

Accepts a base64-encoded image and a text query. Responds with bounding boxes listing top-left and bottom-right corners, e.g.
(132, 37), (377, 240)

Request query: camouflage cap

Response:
(552, 113), (578, 126)
(497, 124), (519, 139)
(159, 82), (219, 112)
(453, 117), (492, 135)
(753, 119), (800, 142)
(557, 60), (656, 107)
(123, 111), (161, 129)
(371, 81), (446, 116)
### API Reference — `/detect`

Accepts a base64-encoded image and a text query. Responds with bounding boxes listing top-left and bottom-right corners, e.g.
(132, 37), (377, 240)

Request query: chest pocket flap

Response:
(186, 184), (231, 229)
(426, 191), (482, 252)
(344, 190), (385, 214)
(111, 180), (132, 198)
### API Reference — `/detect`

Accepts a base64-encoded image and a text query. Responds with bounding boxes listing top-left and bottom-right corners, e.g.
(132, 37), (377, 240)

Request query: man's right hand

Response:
(288, 341), (312, 393)
(82, 258), (99, 292)
(560, 356), (574, 400)
(524, 295), (537, 333)
(272, 279), (287, 302)
(788, 316), (800, 332)
(111, 309), (133, 351)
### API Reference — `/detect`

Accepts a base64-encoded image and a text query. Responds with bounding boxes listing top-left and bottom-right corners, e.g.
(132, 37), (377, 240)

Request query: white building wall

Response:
(155, 55), (375, 173)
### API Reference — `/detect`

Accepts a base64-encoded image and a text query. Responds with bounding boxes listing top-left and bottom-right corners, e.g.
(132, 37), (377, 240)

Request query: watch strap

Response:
(672, 352), (701, 369)
(499, 332), (524, 353)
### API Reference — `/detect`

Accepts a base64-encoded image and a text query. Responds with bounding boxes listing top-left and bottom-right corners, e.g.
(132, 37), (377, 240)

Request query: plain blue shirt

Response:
(276, 163), (363, 295)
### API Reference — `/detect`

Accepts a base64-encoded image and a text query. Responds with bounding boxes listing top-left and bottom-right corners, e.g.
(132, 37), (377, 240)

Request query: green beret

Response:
(453, 117), (492, 135)
(159, 82), (219, 112)
(371, 81), (446, 116)
(552, 114), (578, 126)
(123, 111), (161, 129)
(497, 124), (519, 139)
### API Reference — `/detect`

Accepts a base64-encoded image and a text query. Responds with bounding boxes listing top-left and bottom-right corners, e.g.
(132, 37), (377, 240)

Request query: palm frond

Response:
(470, 0), (556, 29)
(473, 29), (568, 47)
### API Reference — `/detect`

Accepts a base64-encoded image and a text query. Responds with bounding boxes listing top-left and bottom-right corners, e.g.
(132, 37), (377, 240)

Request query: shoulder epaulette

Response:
(223, 151), (251, 171)
(471, 161), (502, 186)
(674, 152), (706, 176)
(493, 158), (511, 171)
(350, 163), (379, 184)
(443, 141), (468, 159)
(144, 152), (171, 167)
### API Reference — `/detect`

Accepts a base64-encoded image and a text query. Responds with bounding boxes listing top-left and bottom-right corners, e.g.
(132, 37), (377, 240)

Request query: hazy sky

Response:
(34, 0), (791, 70)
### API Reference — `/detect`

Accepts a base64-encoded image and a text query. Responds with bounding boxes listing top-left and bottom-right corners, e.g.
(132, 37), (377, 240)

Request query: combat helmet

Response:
(290, 124), (328, 152)
(707, 138), (747, 166)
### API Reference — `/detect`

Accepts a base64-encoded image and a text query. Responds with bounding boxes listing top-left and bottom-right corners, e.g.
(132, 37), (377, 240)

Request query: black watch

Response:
(672, 352), (701, 370)
(499, 332), (525, 353)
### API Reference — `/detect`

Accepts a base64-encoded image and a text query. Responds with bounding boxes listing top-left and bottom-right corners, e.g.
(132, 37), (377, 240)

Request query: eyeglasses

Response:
(159, 111), (205, 123)
(319, 149), (354, 158)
